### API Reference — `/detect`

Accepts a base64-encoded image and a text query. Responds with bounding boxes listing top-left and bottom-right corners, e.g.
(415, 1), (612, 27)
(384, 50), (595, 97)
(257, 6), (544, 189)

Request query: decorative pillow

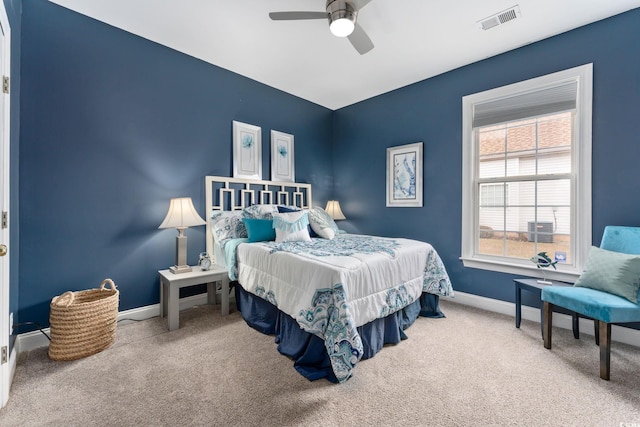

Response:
(242, 204), (279, 220)
(210, 211), (247, 242)
(276, 205), (299, 213)
(278, 205), (318, 238)
(242, 218), (276, 243)
(573, 246), (640, 303)
(272, 211), (311, 243)
(307, 207), (339, 240)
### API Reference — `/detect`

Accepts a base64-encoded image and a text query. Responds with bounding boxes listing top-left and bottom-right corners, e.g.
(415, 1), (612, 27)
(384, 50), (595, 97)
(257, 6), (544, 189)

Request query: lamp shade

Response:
(159, 197), (206, 229)
(325, 200), (346, 220)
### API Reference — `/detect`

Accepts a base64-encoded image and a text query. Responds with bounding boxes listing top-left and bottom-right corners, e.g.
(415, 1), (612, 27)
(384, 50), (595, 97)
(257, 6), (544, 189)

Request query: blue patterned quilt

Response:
(226, 234), (453, 382)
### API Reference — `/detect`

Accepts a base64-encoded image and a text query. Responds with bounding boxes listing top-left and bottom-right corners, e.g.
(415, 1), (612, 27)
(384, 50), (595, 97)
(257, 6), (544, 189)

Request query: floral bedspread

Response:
(229, 234), (453, 382)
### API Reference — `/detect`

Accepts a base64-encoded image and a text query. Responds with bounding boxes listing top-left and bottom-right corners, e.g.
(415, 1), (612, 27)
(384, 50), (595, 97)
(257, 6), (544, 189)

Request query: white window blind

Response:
(472, 81), (577, 128)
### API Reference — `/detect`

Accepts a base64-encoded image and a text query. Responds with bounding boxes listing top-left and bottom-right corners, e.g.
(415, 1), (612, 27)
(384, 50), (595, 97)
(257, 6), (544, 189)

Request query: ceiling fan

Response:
(269, 0), (374, 55)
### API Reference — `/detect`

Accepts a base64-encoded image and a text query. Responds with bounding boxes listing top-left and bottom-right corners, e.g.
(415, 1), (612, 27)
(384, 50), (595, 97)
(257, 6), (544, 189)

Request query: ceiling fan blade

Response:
(269, 11), (327, 21)
(353, 0), (373, 10)
(348, 23), (374, 55)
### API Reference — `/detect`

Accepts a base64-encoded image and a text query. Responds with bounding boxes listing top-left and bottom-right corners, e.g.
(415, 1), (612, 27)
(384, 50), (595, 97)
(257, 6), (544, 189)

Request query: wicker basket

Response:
(48, 279), (119, 361)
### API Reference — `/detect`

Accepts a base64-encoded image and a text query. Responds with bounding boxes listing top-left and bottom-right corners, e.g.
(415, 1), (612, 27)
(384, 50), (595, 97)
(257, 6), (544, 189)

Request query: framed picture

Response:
(232, 120), (262, 179)
(386, 142), (423, 207)
(270, 130), (295, 182)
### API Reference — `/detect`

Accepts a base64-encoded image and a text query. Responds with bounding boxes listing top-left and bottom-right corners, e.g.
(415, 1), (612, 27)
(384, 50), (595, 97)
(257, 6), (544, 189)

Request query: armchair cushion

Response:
(542, 286), (640, 323)
(573, 246), (640, 303)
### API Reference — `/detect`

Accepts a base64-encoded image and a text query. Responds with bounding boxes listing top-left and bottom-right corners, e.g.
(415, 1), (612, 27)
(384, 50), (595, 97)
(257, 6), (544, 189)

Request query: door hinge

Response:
(2, 76), (8, 94)
(1, 346), (7, 364)
(1, 211), (7, 229)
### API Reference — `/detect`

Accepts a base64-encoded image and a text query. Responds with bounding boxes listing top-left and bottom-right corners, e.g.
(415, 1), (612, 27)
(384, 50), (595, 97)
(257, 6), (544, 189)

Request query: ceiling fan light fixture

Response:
(328, 2), (356, 37)
(329, 15), (355, 37)
(269, 0), (374, 54)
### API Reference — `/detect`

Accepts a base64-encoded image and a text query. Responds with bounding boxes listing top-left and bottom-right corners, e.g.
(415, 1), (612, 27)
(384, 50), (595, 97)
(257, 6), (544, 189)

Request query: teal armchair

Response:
(541, 226), (640, 380)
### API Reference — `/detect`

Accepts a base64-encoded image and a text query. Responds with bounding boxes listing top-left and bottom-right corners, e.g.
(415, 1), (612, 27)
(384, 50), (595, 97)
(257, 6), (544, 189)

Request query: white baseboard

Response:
(445, 291), (640, 348)
(16, 294), (210, 354)
(17, 291), (640, 354)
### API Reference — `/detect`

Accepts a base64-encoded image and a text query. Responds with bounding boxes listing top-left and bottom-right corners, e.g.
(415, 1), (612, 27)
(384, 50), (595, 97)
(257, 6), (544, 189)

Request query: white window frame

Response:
(461, 64), (592, 282)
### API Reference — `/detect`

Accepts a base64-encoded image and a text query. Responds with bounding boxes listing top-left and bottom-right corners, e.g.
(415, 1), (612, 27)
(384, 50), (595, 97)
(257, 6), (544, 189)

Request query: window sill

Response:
(461, 257), (580, 284)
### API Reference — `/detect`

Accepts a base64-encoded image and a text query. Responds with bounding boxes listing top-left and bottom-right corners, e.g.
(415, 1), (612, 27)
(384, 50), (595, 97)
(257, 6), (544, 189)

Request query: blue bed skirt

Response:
(234, 284), (445, 383)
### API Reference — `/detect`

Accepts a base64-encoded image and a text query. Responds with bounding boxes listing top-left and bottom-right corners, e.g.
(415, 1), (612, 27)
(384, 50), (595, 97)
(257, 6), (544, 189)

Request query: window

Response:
(461, 64), (592, 281)
(480, 183), (508, 208)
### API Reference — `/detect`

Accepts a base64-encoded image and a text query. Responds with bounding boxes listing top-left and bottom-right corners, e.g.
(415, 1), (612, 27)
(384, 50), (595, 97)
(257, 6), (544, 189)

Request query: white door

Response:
(0, 1), (10, 409)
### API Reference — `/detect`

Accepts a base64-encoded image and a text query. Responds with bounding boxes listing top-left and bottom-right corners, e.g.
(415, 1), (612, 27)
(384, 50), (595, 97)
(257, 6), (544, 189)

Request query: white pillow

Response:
(272, 211), (311, 243)
(307, 207), (339, 240)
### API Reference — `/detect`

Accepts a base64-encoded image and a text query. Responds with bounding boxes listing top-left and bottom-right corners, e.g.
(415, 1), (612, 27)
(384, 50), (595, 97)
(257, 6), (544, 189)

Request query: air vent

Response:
(477, 5), (521, 30)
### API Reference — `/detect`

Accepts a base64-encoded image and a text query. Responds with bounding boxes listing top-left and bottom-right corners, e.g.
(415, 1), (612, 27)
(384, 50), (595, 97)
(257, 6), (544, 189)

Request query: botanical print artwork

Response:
(386, 142), (423, 207)
(276, 144), (288, 175)
(241, 133), (254, 170)
(393, 151), (417, 200)
(270, 130), (294, 182)
(232, 121), (262, 179)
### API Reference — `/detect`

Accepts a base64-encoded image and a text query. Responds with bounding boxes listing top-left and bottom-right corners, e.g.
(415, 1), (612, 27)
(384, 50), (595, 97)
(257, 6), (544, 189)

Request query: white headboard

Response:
(205, 175), (313, 259)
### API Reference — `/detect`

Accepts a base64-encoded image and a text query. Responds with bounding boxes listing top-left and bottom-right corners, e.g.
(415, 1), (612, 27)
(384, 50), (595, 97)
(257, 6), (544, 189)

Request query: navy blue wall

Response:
(18, 0), (333, 327)
(14, 2), (640, 328)
(333, 9), (640, 305)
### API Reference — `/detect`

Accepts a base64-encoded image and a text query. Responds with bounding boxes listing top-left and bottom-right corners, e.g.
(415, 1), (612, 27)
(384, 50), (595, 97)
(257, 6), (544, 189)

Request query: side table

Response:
(159, 265), (229, 331)
(514, 278), (580, 339)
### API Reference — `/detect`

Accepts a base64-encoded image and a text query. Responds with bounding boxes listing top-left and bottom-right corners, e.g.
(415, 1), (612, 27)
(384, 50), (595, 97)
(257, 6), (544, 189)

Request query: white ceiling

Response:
(48, 0), (640, 110)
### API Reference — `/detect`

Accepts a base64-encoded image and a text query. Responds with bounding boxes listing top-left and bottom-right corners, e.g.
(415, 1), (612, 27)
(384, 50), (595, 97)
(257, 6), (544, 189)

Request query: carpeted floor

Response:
(1, 299), (639, 427)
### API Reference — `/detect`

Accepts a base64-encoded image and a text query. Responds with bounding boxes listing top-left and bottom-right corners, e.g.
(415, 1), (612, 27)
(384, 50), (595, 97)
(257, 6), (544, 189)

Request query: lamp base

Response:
(170, 265), (192, 274)
(537, 279), (553, 285)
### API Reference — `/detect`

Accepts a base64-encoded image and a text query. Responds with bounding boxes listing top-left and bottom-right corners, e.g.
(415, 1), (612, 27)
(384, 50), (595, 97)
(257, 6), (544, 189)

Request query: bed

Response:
(205, 176), (454, 383)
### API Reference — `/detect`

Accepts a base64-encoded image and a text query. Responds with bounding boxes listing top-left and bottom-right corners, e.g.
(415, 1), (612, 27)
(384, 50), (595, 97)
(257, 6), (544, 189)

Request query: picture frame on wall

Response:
(232, 120), (262, 179)
(270, 130), (295, 182)
(386, 142), (423, 207)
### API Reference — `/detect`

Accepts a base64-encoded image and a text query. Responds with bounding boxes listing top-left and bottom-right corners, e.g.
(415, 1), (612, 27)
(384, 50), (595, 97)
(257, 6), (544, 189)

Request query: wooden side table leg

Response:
(515, 283), (522, 328)
(221, 276), (230, 316)
(599, 321), (611, 380)
(543, 301), (553, 349)
(207, 282), (215, 306)
(168, 283), (179, 331)
(159, 277), (165, 318)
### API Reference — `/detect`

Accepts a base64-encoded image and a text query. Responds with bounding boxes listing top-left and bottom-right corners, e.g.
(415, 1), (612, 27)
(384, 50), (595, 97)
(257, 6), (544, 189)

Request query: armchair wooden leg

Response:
(594, 320), (600, 346)
(599, 321), (611, 380)
(543, 302), (552, 349)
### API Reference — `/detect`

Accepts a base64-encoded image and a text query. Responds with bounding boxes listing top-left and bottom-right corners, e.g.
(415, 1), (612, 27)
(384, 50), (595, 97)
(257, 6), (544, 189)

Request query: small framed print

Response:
(232, 120), (262, 179)
(270, 130), (294, 182)
(386, 142), (423, 207)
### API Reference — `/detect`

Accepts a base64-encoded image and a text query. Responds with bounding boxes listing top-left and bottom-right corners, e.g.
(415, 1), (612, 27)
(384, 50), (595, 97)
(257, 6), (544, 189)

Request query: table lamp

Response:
(159, 197), (206, 274)
(325, 200), (346, 220)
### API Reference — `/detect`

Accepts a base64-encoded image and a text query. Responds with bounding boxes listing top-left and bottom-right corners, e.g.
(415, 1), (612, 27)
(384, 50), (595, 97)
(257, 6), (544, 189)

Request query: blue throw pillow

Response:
(277, 205), (318, 237)
(242, 218), (276, 242)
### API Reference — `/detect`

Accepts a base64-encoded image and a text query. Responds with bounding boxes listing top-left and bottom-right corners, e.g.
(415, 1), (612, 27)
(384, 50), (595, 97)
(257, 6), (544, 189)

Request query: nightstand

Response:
(159, 265), (229, 331)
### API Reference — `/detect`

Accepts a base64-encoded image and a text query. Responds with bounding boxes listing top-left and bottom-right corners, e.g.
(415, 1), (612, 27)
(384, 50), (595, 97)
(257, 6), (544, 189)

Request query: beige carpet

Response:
(1, 300), (639, 427)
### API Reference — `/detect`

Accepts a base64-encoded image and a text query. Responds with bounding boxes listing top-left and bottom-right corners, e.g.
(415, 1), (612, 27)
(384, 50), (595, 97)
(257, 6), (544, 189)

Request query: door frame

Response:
(0, 0), (11, 410)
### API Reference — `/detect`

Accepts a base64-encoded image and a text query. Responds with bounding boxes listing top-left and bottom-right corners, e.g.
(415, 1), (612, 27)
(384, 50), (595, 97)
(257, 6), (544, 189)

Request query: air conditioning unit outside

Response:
(527, 221), (553, 243)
